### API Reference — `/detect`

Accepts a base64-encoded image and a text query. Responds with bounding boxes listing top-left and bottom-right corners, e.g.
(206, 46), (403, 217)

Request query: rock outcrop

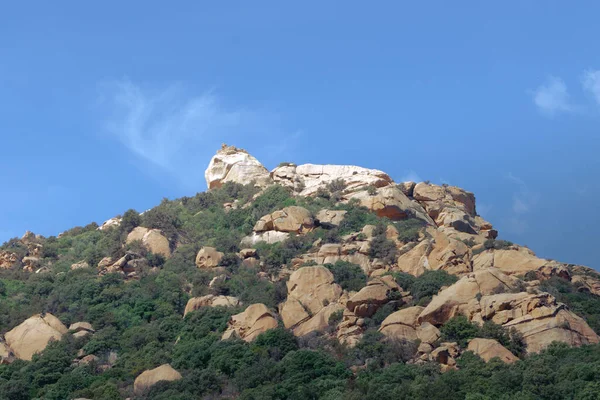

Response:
(134, 364), (182, 395)
(69, 322), (95, 339)
(254, 206), (314, 234)
(379, 306), (425, 341)
(315, 209), (347, 227)
(396, 230), (472, 276)
(418, 268), (519, 326)
(279, 266), (344, 336)
(222, 303), (278, 342)
(347, 186), (432, 222)
(5, 314), (68, 360)
(184, 295), (240, 316)
(126, 227), (171, 258)
(271, 163), (393, 196)
(467, 338), (518, 363)
(346, 276), (405, 318)
(195, 247), (224, 269)
(205, 144), (272, 189)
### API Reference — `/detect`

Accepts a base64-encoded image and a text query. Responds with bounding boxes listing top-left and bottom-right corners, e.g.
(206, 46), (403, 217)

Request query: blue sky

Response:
(1, 2), (599, 268)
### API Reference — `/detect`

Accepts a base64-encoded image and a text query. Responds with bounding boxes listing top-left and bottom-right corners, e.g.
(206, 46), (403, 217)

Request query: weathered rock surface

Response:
(5, 314), (68, 360)
(126, 227), (171, 258)
(379, 306), (424, 341)
(279, 266), (343, 336)
(134, 364), (182, 395)
(396, 230), (472, 276)
(0, 342), (14, 365)
(467, 338), (518, 363)
(346, 276), (403, 317)
(222, 303), (278, 342)
(69, 322), (95, 339)
(347, 186), (432, 222)
(98, 217), (122, 231)
(418, 268), (519, 326)
(473, 247), (547, 276)
(315, 209), (347, 227)
(254, 206), (314, 233)
(184, 295), (240, 316)
(0, 251), (19, 269)
(271, 163), (393, 196)
(195, 247), (224, 269)
(205, 144), (272, 189)
(70, 261), (90, 270)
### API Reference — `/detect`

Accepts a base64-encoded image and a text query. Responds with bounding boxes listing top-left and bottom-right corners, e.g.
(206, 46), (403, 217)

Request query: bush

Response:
(325, 261), (367, 292)
(394, 218), (426, 243)
(369, 224), (398, 264)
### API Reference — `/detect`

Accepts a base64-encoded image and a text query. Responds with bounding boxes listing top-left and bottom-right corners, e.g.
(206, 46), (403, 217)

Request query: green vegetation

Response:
(2, 181), (600, 399)
(324, 260), (367, 292)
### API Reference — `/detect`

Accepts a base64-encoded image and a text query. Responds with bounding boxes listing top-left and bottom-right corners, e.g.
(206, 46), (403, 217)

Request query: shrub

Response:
(324, 261), (367, 292)
(440, 315), (480, 347)
(368, 224), (398, 264)
(394, 218), (426, 243)
(408, 270), (458, 304)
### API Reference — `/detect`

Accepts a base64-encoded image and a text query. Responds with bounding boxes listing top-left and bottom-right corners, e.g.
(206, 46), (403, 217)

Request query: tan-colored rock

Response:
(414, 183), (475, 216)
(222, 303), (278, 342)
(271, 163), (393, 196)
(315, 209), (347, 227)
(69, 322), (94, 333)
(239, 248), (257, 259)
(398, 182), (416, 197)
(418, 268), (520, 326)
(195, 247), (224, 269)
(347, 186), (432, 222)
(134, 364), (182, 395)
(346, 276), (402, 317)
(205, 144), (272, 189)
(254, 206), (314, 233)
(429, 342), (460, 370)
(5, 314), (68, 360)
(0, 342), (14, 364)
(184, 295), (240, 316)
(22, 256), (40, 272)
(379, 306), (425, 341)
(396, 230), (471, 276)
(279, 266), (343, 336)
(97, 257), (113, 269)
(0, 251), (19, 269)
(473, 247), (546, 276)
(126, 227), (171, 259)
(417, 322), (441, 345)
(572, 274), (600, 296)
(70, 261), (90, 270)
(467, 338), (518, 363)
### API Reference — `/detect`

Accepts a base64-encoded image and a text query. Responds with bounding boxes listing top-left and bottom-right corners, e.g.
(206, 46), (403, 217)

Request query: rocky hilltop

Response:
(1, 144), (600, 398)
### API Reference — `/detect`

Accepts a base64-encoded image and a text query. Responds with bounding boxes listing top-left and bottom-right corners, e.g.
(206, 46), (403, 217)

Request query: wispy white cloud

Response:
(532, 76), (574, 116)
(582, 69), (600, 106)
(97, 79), (289, 188)
(506, 172), (538, 215)
(400, 170), (422, 183)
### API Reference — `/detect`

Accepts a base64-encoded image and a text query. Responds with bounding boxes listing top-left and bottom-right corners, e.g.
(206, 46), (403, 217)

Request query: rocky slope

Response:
(1, 144), (600, 398)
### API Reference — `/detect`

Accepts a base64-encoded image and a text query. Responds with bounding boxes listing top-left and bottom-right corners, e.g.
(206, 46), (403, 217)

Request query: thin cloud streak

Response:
(97, 79), (287, 188)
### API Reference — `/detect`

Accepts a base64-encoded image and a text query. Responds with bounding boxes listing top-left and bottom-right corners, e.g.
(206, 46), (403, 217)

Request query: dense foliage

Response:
(1, 183), (600, 399)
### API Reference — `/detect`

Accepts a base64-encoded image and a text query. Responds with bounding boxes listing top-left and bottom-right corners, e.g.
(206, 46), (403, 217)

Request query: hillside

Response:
(1, 144), (600, 399)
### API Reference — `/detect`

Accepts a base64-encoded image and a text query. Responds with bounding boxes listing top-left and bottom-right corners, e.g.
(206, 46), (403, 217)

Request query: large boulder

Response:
(379, 306), (424, 341)
(134, 364), (182, 394)
(472, 291), (600, 353)
(126, 227), (171, 259)
(205, 144), (272, 189)
(346, 276), (403, 317)
(473, 247), (550, 276)
(68, 322), (95, 339)
(222, 303), (278, 342)
(254, 206), (314, 233)
(467, 338), (518, 363)
(315, 209), (347, 227)
(271, 163), (393, 196)
(347, 186), (432, 222)
(418, 268), (520, 326)
(0, 342), (14, 365)
(413, 182), (476, 216)
(279, 266), (343, 335)
(5, 314), (68, 360)
(396, 230), (472, 276)
(195, 247), (224, 269)
(184, 295), (240, 316)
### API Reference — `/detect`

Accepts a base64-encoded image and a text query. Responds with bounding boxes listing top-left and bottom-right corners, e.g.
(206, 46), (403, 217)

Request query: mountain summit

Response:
(1, 144), (599, 398)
